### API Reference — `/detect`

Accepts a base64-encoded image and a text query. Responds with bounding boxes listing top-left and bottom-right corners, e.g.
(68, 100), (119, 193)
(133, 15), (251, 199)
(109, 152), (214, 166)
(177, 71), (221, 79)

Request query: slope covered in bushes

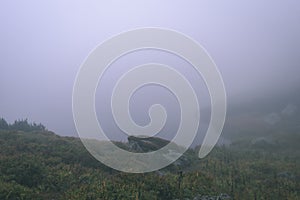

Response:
(0, 128), (299, 199)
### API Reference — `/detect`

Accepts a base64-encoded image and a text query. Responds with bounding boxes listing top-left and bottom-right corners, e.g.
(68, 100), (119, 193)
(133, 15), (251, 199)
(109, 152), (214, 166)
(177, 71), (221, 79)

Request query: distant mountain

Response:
(222, 88), (300, 142)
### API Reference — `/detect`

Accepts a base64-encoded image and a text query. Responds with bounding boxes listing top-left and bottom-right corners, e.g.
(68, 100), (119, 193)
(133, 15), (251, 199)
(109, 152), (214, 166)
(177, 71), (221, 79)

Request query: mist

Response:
(1, 0), (299, 144)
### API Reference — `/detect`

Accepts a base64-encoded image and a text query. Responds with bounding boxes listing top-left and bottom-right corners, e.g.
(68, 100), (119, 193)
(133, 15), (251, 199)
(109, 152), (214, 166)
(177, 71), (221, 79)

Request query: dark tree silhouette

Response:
(0, 117), (46, 132)
(0, 118), (9, 130)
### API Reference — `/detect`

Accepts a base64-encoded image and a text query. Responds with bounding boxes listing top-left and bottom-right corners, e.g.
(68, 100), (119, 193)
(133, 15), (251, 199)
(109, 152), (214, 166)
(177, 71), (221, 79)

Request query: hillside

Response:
(0, 127), (299, 199)
(222, 92), (300, 142)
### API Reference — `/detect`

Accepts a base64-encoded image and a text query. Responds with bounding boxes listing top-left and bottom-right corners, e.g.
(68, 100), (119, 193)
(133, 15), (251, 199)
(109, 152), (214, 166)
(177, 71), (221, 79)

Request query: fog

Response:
(1, 1), (299, 144)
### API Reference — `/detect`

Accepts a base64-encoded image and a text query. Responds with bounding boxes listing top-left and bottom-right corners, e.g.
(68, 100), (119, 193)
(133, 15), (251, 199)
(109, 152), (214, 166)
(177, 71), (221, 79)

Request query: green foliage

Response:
(0, 126), (299, 199)
(0, 118), (46, 132)
(0, 155), (45, 187)
(0, 118), (9, 130)
(0, 180), (36, 200)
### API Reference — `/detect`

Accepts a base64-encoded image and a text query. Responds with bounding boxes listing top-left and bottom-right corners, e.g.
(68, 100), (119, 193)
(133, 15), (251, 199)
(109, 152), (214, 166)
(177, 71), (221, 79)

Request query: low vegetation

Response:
(0, 119), (299, 199)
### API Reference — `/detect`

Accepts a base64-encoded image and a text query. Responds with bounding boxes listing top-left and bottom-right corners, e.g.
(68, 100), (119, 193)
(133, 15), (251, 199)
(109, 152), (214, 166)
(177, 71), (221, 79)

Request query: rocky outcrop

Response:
(128, 136), (170, 152)
(127, 136), (194, 168)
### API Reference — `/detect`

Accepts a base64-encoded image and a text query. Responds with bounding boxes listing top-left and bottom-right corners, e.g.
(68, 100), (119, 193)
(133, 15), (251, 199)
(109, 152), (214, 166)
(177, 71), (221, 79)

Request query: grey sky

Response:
(1, 0), (299, 139)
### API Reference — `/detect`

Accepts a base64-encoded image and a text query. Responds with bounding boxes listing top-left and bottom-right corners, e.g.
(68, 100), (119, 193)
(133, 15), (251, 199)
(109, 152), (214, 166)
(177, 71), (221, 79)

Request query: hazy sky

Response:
(1, 0), (299, 139)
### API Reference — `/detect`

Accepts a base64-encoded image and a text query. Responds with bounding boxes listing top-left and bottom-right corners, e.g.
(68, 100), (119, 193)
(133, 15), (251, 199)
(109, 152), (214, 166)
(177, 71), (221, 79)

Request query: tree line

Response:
(0, 118), (46, 132)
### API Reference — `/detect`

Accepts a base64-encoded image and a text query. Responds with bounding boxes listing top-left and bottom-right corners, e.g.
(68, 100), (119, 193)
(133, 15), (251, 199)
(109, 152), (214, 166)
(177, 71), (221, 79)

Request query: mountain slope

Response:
(0, 129), (299, 199)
